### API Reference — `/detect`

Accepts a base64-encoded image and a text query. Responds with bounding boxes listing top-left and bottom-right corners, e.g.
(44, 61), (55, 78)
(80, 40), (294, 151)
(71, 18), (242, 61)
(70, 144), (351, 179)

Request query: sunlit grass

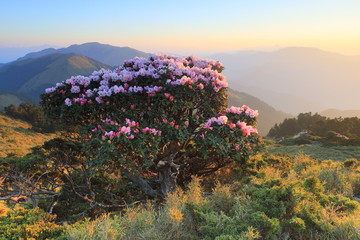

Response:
(265, 143), (360, 161)
(0, 114), (55, 157)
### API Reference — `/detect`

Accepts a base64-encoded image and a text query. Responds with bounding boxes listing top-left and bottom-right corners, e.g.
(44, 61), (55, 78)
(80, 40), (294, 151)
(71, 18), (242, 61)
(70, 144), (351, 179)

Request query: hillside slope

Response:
(0, 53), (111, 99)
(0, 114), (55, 157)
(0, 91), (37, 110)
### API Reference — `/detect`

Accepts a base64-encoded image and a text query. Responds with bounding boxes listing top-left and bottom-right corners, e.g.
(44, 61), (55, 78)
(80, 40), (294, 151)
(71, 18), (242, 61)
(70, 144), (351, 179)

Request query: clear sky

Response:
(1, 0), (360, 56)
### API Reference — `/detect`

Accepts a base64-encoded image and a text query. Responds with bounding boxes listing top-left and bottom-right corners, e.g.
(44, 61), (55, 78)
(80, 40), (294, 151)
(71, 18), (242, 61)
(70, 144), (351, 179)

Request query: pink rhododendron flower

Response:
(71, 86), (81, 93)
(45, 87), (56, 93)
(64, 98), (72, 106)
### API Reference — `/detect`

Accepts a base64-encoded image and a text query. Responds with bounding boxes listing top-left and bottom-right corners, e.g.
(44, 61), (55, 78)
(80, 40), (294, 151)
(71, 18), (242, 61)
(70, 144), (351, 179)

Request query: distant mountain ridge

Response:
(0, 53), (111, 99)
(211, 47), (360, 114)
(0, 42), (293, 134)
(0, 91), (37, 110)
(17, 42), (150, 66)
(320, 109), (360, 119)
(234, 84), (326, 114)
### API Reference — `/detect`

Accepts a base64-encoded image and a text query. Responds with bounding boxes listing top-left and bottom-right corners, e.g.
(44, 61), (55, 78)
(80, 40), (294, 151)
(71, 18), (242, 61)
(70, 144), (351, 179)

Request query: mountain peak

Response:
(17, 42), (150, 66)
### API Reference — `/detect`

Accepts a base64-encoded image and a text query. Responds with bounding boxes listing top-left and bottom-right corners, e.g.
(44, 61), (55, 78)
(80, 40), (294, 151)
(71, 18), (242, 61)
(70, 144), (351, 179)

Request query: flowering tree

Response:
(41, 54), (260, 198)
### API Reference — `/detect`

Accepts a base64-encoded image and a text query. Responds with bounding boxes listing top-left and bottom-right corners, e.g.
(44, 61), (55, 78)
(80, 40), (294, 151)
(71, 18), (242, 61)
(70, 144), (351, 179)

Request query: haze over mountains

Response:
(0, 42), (359, 135)
(0, 45), (58, 63)
(211, 47), (360, 114)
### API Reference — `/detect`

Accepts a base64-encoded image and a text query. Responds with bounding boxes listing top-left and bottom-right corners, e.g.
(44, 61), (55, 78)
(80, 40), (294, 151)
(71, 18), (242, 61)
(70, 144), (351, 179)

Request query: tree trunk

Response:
(158, 165), (177, 196)
(157, 154), (180, 197)
(122, 169), (158, 198)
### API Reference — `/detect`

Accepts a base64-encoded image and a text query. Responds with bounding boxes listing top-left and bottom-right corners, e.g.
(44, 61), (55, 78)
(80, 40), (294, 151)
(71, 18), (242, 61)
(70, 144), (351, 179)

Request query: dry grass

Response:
(0, 114), (55, 157)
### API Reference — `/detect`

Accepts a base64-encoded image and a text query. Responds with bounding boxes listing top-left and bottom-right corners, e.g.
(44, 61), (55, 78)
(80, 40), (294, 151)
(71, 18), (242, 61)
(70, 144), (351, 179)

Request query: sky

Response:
(1, 0), (360, 58)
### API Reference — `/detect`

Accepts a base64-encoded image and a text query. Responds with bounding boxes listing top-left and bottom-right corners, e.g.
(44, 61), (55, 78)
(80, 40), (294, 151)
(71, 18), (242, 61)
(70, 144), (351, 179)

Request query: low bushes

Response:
(62, 153), (360, 240)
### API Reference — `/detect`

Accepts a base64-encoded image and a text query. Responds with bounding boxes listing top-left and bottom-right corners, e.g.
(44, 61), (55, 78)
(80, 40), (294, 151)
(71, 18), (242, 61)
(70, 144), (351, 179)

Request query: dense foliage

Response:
(4, 102), (55, 132)
(268, 112), (360, 141)
(61, 154), (360, 240)
(40, 54), (261, 199)
(0, 205), (64, 240)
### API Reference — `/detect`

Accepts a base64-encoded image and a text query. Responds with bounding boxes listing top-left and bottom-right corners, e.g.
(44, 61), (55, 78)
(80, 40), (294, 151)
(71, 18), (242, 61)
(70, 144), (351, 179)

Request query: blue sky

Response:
(1, 0), (360, 56)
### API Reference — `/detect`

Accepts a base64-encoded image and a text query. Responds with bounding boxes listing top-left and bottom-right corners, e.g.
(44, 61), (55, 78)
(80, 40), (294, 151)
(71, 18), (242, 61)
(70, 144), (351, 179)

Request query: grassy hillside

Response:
(0, 114), (55, 157)
(266, 142), (360, 161)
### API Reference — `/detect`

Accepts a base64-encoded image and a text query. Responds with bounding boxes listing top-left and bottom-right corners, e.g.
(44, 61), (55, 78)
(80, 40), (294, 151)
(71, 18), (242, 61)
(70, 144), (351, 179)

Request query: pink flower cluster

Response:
(236, 121), (258, 136)
(203, 116), (228, 130)
(225, 105), (259, 118)
(44, 54), (228, 107)
(91, 118), (162, 140)
(142, 127), (162, 135)
(202, 114), (258, 136)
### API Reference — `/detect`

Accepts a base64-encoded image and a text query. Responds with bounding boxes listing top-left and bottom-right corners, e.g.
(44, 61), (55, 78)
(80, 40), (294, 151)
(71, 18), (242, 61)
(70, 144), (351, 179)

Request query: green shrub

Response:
(0, 206), (64, 240)
(318, 168), (353, 197)
(247, 211), (280, 240)
(245, 184), (295, 219)
(284, 216), (306, 232)
(319, 195), (359, 212)
(343, 158), (359, 168)
(303, 176), (324, 195)
(296, 200), (330, 232)
(65, 214), (125, 240)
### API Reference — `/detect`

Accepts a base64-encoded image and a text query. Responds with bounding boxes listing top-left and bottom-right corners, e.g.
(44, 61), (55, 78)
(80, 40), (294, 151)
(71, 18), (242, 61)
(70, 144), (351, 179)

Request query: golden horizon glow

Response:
(1, 0), (360, 57)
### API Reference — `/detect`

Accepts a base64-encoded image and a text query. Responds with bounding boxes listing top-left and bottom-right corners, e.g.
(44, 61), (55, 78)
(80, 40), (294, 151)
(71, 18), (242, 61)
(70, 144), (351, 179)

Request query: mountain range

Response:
(0, 53), (110, 99)
(16, 42), (150, 66)
(211, 47), (360, 114)
(1, 42), (359, 135)
(0, 42), (291, 135)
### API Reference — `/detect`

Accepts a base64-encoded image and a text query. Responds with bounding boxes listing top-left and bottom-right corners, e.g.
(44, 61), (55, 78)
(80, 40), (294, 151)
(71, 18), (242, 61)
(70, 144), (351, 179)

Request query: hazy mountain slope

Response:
(17, 42), (150, 66)
(0, 53), (111, 99)
(235, 84), (326, 114)
(211, 47), (360, 114)
(17, 48), (58, 60)
(320, 109), (360, 118)
(228, 89), (292, 135)
(0, 91), (37, 110)
(0, 114), (55, 157)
